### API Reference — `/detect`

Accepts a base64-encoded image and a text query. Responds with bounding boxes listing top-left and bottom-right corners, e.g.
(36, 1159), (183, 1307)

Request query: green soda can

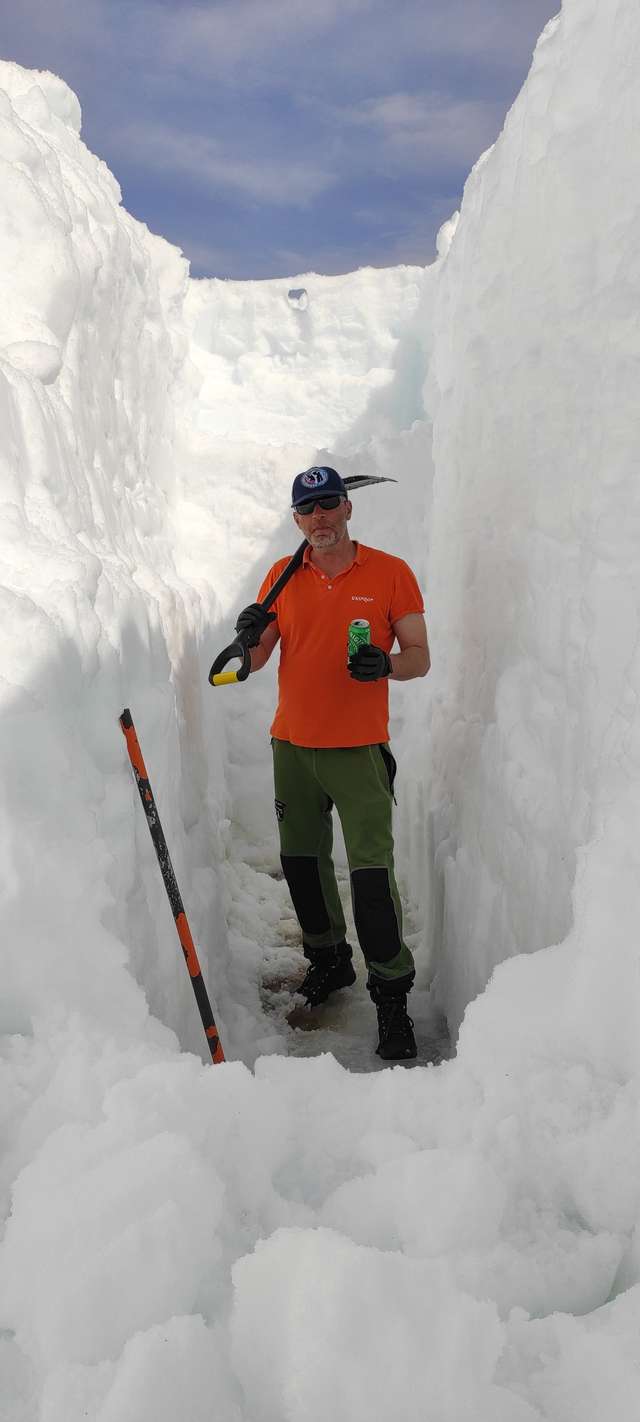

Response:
(348, 618), (371, 661)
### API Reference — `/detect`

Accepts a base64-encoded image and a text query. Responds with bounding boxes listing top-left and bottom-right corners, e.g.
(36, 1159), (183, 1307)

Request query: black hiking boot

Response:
(367, 973), (417, 1060)
(298, 941), (356, 1007)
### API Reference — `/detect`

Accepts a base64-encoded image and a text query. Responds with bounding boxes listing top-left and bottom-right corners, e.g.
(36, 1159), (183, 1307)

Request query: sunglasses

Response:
(294, 494), (344, 516)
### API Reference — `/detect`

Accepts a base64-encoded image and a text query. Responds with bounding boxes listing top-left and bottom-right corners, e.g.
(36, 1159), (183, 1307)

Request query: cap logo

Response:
(301, 468), (329, 490)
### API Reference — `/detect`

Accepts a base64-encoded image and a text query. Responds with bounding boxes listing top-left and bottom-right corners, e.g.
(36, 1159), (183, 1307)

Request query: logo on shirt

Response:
(352, 595), (374, 602)
(275, 798), (286, 821)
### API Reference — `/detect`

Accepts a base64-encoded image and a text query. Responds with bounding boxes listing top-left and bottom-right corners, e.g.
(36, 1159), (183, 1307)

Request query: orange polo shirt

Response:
(257, 542), (424, 747)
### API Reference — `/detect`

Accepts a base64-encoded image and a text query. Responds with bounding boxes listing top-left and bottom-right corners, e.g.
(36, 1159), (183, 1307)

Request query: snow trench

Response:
(3, 2), (640, 1414)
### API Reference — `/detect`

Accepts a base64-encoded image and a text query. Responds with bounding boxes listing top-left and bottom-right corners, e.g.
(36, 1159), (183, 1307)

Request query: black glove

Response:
(348, 643), (393, 681)
(235, 602), (277, 648)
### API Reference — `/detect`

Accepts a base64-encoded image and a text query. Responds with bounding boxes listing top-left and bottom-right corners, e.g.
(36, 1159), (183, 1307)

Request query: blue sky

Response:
(1, 0), (558, 279)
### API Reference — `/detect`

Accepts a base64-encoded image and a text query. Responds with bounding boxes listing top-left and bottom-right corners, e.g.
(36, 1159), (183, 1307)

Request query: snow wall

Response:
(4, 0), (640, 1415)
(428, 0), (640, 1056)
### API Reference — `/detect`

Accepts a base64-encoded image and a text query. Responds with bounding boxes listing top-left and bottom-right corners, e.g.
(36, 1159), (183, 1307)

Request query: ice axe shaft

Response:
(209, 475), (396, 685)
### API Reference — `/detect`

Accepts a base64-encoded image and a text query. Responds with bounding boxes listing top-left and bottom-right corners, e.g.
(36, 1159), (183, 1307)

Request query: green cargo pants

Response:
(272, 738), (415, 981)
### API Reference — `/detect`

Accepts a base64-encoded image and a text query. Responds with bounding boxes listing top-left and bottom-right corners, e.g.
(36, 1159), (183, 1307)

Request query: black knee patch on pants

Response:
(351, 866), (402, 964)
(281, 855), (331, 935)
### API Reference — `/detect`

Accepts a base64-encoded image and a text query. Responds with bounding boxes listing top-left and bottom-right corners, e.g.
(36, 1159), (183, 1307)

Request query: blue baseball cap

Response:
(291, 465), (348, 508)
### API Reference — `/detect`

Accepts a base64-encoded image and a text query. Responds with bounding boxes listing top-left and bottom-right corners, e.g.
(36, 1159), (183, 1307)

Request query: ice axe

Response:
(208, 475), (397, 686)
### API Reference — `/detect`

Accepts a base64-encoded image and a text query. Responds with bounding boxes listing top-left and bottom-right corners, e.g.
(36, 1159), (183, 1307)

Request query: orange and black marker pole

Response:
(119, 709), (225, 1064)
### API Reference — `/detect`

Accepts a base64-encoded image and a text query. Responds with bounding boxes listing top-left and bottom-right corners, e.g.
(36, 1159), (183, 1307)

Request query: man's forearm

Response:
(246, 619), (281, 672)
(249, 643), (270, 672)
(389, 646), (430, 681)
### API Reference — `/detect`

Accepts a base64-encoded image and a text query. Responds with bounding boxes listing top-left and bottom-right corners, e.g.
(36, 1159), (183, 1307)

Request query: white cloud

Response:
(0, 0), (559, 276)
(309, 89), (504, 174)
(144, 0), (556, 85)
(112, 121), (335, 206)
(1, 0), (559, 89)
(151, 0), (375, 67)
(177, 237), (239, 276)
(366, 94), (436, 127)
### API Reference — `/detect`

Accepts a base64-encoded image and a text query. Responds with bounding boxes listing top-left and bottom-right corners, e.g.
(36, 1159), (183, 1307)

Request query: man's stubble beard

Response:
(308, 523), (350, 550)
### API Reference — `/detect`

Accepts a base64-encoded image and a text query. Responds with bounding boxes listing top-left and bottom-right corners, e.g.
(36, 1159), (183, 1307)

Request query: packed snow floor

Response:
(257, 865), (451, 1070)
(5, 0), (640, 1415)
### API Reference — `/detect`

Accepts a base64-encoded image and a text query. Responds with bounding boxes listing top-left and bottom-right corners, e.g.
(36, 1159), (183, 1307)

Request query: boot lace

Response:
(377, 997), (414, 1042)
(301, 959), (335, 997)
(299, 950), (353, 1004)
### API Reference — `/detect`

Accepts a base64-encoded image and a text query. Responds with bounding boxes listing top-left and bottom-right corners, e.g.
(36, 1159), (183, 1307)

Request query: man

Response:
(235, 465), (430, 1059)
